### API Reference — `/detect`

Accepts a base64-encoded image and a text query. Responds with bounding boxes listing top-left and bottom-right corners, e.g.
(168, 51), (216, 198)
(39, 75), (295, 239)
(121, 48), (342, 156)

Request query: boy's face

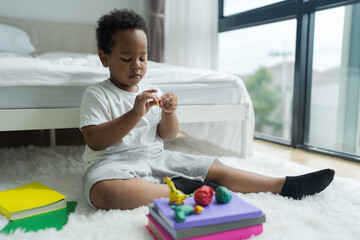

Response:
(99, 29), (148, 92)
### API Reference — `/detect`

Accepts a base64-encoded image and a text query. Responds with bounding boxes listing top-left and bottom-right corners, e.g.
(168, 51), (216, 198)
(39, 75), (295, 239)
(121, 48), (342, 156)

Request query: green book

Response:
(0, 201), (77, 234)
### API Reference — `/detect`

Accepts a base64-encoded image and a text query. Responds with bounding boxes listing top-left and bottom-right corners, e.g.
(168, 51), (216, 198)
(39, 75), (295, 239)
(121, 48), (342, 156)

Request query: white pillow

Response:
(0, 23), (36, 54)
(0, 52), (33, 58)
(36, 51), (91, 59)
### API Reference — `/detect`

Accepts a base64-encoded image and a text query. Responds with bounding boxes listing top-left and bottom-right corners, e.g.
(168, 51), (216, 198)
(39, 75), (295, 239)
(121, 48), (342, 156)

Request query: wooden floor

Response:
(253, 139), (360, 182)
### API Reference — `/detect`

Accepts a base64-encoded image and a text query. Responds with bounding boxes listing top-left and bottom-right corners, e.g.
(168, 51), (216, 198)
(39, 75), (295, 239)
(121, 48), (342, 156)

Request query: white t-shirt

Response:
(80, 79), (164, 171)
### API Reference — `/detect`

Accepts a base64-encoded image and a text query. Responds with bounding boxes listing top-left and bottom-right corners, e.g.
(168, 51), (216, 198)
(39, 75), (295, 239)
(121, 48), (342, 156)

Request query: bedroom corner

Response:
(1, 0), (360, 240)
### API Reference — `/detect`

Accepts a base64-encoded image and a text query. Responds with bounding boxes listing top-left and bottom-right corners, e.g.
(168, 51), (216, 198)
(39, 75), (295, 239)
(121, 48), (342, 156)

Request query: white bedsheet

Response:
(0, 53), (249, 105)
(0, 55), (245, 91)
(0, 55), (107, 86)
(0, 53), (254, 155)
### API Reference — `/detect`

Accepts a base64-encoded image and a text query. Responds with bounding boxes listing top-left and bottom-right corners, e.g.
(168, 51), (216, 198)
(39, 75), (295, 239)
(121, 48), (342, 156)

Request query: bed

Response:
(0, 16), (254, 158)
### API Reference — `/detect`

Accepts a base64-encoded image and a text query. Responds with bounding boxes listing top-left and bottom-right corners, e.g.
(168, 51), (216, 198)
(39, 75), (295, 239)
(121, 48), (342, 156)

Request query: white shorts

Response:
(83, 148), (215, 208)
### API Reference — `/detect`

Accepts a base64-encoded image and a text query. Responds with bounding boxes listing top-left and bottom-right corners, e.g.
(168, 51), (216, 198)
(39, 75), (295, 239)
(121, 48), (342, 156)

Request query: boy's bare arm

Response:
(82, 110), (141, 151)
(82, 89), (159, 151)
(157, 92), (179, 140)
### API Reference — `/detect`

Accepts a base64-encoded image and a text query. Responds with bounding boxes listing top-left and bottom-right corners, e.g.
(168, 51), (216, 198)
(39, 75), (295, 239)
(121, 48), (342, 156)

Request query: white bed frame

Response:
(0, 17), (250, 158)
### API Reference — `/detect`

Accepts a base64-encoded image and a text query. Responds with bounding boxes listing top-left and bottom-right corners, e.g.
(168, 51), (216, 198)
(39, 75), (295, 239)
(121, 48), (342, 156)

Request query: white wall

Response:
(0, 0), (149, 25)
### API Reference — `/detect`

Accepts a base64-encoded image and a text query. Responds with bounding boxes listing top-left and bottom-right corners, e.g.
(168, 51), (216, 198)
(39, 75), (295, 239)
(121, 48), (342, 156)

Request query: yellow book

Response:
(0, 182), (66, 220)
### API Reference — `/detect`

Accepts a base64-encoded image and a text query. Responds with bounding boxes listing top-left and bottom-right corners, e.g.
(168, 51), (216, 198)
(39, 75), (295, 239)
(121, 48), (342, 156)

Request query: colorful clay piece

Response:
(164, 177), (189, 205)
(215, 186), (232, 203)
(171, 204), (204, 222)
(194, 185), (214, 206)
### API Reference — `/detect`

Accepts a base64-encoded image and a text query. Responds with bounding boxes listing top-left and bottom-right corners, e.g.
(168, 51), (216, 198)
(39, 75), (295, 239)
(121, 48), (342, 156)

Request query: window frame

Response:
(218, 0), (360, 162)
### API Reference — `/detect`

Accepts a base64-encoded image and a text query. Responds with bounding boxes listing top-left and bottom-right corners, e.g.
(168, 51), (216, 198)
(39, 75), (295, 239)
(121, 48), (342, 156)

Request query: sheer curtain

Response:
(163, 0), (254, 156)
(164, 0), (218, 70)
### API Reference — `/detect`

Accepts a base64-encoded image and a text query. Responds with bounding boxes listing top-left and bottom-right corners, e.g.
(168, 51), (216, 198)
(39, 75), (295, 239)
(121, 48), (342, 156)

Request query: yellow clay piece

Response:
(164, 177), (189, 205)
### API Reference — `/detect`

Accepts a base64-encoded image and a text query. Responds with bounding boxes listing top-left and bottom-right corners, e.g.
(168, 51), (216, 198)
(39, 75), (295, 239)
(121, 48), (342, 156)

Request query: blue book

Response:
(153, 191), (263, 230)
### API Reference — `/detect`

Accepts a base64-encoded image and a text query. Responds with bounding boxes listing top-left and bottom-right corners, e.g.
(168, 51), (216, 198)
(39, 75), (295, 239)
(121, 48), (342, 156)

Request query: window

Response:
(218, 0), (360, 161)
(308, 5), (360, 156)
(218, 20), (296, 141)
(223, 0), (285, 16)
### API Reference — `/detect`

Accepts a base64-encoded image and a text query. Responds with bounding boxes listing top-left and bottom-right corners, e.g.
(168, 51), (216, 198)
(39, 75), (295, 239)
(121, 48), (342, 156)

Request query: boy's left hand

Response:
(159, 92), (177, 114)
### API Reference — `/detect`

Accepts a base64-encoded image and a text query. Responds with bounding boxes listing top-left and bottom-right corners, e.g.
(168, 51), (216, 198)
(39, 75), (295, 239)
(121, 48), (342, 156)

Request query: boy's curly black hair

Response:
(96, 9), (148, 54)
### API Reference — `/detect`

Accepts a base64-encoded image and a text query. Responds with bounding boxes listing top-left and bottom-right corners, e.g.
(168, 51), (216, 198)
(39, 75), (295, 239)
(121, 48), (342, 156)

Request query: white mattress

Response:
(0, 52), (249, 109)
(0, 82), (239, 109)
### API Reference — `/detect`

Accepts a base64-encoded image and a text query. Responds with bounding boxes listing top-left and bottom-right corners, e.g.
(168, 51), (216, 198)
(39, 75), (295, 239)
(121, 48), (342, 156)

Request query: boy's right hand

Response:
(131, 89), (159, 117)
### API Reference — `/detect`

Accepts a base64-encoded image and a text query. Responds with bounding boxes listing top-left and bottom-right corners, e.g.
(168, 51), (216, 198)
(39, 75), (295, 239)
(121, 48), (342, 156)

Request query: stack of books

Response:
(0, 182), (75, 233)
(146, 191), (265, 240)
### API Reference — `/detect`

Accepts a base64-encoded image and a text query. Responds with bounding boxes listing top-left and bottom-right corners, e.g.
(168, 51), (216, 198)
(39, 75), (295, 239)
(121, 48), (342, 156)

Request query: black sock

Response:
(280, 168), (335, 200)
(172, 177), (219, 194)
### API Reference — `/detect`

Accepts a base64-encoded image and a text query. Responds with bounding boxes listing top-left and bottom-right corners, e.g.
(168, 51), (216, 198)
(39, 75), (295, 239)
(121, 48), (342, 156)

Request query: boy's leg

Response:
(90, 178), (169, 210)
(205, 159), (335, 200)
(205, 159), (285, 194)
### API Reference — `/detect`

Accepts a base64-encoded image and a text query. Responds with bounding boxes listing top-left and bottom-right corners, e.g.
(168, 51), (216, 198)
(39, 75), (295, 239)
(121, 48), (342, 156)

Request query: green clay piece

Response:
(171, 205), (194, 222)
(171, 204), (206, 222)
(215, 186), (232, 203)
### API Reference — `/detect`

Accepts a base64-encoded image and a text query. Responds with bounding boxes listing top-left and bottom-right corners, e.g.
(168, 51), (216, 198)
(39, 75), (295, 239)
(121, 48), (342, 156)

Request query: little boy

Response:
(80, 9), (335, 210)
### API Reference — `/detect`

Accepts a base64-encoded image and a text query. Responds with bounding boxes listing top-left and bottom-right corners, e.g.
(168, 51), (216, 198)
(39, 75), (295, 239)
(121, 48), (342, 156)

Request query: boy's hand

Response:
(160, 92), (178, 114)
(132, 89), (159, 117)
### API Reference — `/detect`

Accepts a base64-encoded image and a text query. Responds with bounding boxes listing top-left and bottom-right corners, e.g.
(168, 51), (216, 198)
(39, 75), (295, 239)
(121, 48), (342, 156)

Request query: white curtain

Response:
(164, 0), (218, 70)
(163, 0), (254, 156)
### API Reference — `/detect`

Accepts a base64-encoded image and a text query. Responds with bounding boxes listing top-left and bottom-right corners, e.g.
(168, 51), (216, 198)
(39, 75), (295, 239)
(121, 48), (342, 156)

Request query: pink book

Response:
(146, 215), (263, 240)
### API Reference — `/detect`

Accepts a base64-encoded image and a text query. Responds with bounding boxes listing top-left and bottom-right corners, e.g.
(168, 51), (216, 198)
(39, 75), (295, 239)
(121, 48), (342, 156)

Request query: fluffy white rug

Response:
(0, 136), (359, 240)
